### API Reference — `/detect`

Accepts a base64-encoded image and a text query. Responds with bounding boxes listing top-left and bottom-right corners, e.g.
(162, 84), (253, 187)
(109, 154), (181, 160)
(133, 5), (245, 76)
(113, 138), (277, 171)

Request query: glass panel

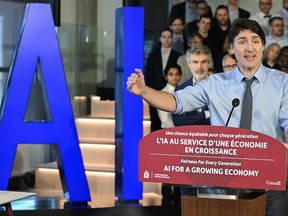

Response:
(57, 24), (107, 116)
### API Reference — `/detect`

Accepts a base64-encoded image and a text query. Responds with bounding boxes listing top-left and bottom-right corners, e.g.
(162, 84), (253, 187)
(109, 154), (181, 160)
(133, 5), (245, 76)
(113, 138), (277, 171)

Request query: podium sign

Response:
(139, 126), (287, 191)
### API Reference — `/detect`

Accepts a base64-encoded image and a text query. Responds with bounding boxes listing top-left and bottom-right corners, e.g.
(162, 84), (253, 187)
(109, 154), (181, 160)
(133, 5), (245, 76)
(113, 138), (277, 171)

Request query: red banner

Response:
(139, 126), (287, 191)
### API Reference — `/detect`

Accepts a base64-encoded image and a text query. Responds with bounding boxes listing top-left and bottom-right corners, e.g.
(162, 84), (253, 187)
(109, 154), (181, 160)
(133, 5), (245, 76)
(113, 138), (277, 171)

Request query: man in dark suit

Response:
(185, 0), (213, 35)
(169, 0), (198, 25)
(227, 0), (250, 23)
(169, 17), (188, 54)
(145, 28), (181, 132)
(172, 45), (211, 127)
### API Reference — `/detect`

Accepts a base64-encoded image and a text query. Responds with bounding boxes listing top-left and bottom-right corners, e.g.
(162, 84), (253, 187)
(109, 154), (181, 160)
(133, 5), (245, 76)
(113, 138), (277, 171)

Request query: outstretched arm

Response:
(127, 68), (177, 112)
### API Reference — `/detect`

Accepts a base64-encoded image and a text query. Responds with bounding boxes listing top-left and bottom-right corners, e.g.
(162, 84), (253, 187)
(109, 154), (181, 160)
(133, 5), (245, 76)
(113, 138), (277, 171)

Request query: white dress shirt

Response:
(161, 47), (172, 71)
(274, 8), (288, 35)
(265, 35), (288, 48)
(158, 83), (175, 128)
(249, 12), (271, 36)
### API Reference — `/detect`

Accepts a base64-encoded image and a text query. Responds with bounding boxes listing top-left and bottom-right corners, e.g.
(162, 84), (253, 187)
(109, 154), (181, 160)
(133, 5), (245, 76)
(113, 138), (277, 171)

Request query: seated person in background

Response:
(278, 46), (288, 73)
(177, 32), (204, 85)
(169, 16), (188, 54)
(157, 65), (182, 206)
(157, 65), (182, 128)
(222, 54), (237, 72)
(265, 16), (288, 48)
(172, 45), (211, 127)
(262, 43), (281, 70)
(249, 0), (273, 36)
(185, 0), (213, 36)
(145, 28), (181, 132)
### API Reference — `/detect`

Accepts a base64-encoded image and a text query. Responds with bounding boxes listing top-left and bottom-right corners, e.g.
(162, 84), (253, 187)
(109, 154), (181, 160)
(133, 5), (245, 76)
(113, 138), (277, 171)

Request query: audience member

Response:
(169, 0), (198, 25)
(169, 17), (187, 54)
(185, 0), (212, 36)
(177, 32), (204, 85)
(157, 65), (182, 129)
(214, 36), (233, 72)
(195, 14), (214, 51)
(227, 0), (250, 23)
(249, 0), (273, 36)
(172, 45), (211, 127)
(278, 46), (288, 73)
(274, 0), (288, 35)
(145, 28), (181, 132)
(262, 43), (281, 69)
(266, 17), (288, 48)
(222, 54), (237, 72)
(210, 5), (231, 71)
(157, 65), (182, 206)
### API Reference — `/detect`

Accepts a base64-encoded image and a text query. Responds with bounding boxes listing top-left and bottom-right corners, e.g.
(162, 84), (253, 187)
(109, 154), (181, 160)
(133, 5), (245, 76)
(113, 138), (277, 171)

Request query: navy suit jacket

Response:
(172, 78), (210, 126)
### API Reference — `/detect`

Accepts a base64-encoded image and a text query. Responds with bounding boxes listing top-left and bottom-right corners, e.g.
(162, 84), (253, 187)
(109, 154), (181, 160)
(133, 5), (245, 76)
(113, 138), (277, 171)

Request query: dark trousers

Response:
(148, 106), (161, 132)
(266, 190), (288, 216)
(161, 184), (181, 206)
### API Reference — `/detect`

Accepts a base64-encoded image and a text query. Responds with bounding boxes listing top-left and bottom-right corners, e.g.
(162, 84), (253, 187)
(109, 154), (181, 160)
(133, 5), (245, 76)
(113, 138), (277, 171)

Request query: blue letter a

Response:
(0, 4), (91, 203)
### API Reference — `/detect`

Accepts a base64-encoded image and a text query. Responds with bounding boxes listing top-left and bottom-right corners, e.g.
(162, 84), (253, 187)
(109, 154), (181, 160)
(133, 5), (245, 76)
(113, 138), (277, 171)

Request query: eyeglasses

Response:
(259, 2), (271, 5)
(272, 24), (284, 28)
(223, 64), (237, 69)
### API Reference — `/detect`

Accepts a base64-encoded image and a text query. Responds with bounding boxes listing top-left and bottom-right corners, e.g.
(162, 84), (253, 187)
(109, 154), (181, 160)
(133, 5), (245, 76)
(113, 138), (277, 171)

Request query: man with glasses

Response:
(274, 0), (288, 35)
(185, 0), (212, 36)
(222, 54), (237, 72)
(266, 16), (288, 48)
(249, 0), (273, 36)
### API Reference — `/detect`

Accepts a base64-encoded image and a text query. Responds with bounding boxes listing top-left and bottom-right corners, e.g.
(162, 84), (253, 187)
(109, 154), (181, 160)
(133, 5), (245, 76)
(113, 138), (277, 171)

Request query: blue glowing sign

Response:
(115, 7), (144, 201)
(0, 4), (90, 203)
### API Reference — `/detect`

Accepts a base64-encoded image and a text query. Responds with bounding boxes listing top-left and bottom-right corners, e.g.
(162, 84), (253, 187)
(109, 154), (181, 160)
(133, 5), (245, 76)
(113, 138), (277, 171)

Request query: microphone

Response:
(225, 98), (240, 126)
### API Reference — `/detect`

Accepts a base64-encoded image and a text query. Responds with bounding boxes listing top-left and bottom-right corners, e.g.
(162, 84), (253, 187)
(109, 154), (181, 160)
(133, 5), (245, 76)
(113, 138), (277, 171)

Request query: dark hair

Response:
(214, 4), (229, 17)
(164, 65), (182, 76)
(197, 13), (212, 23)
(269, 16), (283, 26)
(196, 0), (208, 8)
(187, 32), (203, 41)
(169, 16), (184, 26)
(160, 28), (173, 36)
(227, 18), (266, 48)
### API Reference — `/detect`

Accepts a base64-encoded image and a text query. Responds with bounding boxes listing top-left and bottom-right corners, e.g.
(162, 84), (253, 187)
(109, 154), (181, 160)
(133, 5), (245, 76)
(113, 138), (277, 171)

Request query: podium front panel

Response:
(139, 126), (287, 191)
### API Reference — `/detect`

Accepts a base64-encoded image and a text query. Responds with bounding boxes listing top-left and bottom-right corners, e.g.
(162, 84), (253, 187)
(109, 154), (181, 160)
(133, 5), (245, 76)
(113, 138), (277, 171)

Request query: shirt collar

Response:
(233, 63), (265, 85)
(167, 83), (176, 92)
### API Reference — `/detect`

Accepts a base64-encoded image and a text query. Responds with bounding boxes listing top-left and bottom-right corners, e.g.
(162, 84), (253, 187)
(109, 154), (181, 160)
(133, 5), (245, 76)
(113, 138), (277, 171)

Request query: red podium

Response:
(139, 126), (288, 216)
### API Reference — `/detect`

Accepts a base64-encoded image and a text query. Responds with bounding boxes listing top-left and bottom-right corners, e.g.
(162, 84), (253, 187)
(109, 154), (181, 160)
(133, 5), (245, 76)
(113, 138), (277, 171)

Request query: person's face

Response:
(283, 0), (288, 10)
(280, 48), (288, 67)
(222, 56), (237, 72)
(197, 17), (211, 33)
(189, 36), (203, 47)
(170, 18), (185, 35)
(229, 0), (238, 6)
(160, 30), (173, 48)
(271, 19), (284, 37)
(196, 2), (208, 16)
(259, 0), (272, 14)
(187, 0), (196, 9)
(188, 54), (209, 82)
(267, 45), (280, 61)
(215, 8), (230, 26)
(165, 68), (181, 87)
(230, 30), (264, 73)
